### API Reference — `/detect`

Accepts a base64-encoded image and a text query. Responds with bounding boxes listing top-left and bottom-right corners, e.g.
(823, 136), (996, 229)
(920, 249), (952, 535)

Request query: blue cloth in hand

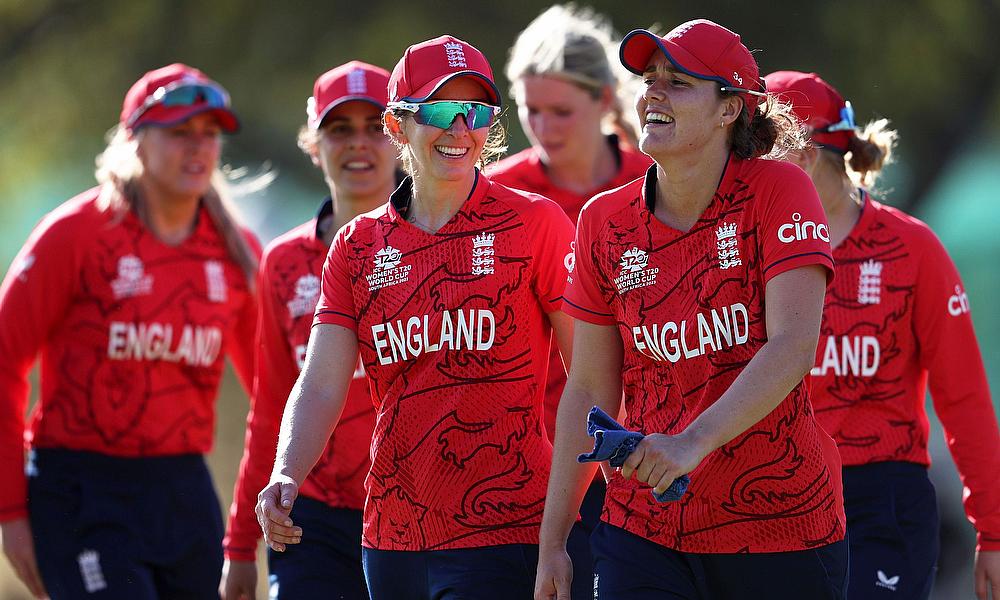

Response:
(577, 406), (690, 502)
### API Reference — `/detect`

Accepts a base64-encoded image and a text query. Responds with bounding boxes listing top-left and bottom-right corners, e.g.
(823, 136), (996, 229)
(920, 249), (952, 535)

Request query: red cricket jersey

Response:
(486, 136), (652, 442)
(224, 199), (376, 561)
(564, 157), (846, 553)
(810, 193), (1000, 550)
(0, 188), (258, 521)
(313, 171), (574, 551)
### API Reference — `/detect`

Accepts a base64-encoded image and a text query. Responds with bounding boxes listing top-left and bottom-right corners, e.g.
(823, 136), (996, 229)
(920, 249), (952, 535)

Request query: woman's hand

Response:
(219, 558), (257, 600)
(975, 549), (1000, 600)
(255, 475), (302, 552)
(1, 518), (47, 599)
(534, 543), (574, 600)
(620, 432), (707, 497)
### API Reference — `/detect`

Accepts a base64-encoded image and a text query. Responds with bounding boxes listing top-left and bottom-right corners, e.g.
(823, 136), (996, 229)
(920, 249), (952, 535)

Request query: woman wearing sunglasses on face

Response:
(256, 36), (576, 600)
(536, 21), (849, 600)
(765, 70), (1000, 600)
(0, 63), (259, 600)
(221, 61), (398, 600)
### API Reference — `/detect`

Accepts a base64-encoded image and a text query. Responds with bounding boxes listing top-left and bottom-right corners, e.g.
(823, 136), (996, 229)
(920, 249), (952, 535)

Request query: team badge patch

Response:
(716, 222), (741, 269)
(857, 259), (882, 305)
(471, 232), (495, 275)
(205, 260), (228, 303)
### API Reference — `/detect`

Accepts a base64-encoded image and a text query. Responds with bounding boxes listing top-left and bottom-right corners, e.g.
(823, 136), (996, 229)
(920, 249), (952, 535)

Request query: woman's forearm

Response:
(683, 331), (815, 455)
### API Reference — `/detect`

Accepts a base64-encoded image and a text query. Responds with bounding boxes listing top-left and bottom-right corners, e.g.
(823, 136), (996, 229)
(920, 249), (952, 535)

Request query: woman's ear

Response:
(598, 84), (615, 113)
(721, 95), (744, 127)
(383, 112), (407, 144)
(799, 145), (821, 174)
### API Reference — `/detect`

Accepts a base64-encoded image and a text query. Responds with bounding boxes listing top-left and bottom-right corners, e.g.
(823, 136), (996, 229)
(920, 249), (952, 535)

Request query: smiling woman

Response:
(255, 35), (579, 600)
(537, 20), (851, 600)
(0, 63), (260, 600)
(220, 61), (397, 600)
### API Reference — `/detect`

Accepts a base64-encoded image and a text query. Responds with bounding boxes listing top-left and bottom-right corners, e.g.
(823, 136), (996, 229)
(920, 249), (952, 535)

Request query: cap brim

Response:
(311, 97), (387, 130)
(404, 71), (502, 108)
(133, 105), (240, 133)
(620, 29), (730, 87)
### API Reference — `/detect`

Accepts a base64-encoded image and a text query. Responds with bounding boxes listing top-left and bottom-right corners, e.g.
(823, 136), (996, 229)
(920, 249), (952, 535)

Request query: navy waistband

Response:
(30, 447), (205, 478)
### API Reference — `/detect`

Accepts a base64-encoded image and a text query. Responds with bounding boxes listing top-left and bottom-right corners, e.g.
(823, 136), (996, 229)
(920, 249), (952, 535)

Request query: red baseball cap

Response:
(388, 35), (501, 106)
(120, 63), (239, 132)
(308, 61), (391, 130)
(764, 70), (855, 153)
(620, 19), (766, 113)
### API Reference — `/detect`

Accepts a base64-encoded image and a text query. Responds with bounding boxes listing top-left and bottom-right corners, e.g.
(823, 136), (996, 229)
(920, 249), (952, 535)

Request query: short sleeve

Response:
(528, 198), (575, 312)
(313, 228), (358, 331)
(756, 164), (834, 283)
(563, 201), (615, 325)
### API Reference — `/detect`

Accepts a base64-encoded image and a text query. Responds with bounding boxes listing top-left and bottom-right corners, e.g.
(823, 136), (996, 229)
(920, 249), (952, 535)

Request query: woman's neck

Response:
(543, 134), (617, 195)
(407, 169), (478, 233)
(134, 180), (201, 245)
(814, 166), (862, 248)
(323, 179), (398, 245)
(652, 143), (730, 232)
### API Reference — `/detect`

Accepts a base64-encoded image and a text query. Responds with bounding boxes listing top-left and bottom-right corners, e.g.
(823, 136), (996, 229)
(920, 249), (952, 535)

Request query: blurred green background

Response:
(1, 0), (998, 598)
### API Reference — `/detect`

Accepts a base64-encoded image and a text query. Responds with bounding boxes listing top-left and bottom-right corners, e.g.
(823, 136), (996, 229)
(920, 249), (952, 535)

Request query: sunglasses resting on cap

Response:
(126, 81), (231, 129)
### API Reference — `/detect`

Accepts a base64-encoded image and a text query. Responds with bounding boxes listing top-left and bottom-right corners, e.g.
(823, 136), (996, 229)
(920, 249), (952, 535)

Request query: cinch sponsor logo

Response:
(948, 285), (970, 316)
(371, 309), (495, 366)
(367, 246), (412, 291)
(615, 247), (658, 293)
(632, 303), (749, 363)
(777, 212), (830, 244)
(107, 321), (222, 367)
(811, 335), (880, 377)
(564, 241), (576, 276)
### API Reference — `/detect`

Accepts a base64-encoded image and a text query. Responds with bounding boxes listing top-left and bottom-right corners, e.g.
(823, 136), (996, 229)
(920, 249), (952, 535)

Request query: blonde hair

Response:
(726, 93), (808, 160)
(297, 125), (320, 158)
(386, 109), (507, 175)
(505, 3), (639, 147)
(845, 119), (897, 189)
(94, 125), (260, 288)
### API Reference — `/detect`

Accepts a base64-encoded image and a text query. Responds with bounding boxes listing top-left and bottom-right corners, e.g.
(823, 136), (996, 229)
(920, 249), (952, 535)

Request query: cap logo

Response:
(443, 41), (467, 68)
(669, 22), (696, 38)
(306, 96), (318, 122)
(732, 72), (743, 85)
(347, 69), (367, 95)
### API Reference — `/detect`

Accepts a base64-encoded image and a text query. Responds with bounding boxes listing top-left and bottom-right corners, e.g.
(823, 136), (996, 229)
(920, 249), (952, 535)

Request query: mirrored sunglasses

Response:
(127, 81), (231, 128)
(388, 100), (500, 130)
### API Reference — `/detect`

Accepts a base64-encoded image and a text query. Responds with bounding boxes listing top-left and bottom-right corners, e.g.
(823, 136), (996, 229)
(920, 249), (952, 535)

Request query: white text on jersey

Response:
(778, 212), (830, 244)
(371, 309), (495, 365)
(632, 303), (749, 363)
(811, 335), (880, 377)
(107, 321), (222, 367)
